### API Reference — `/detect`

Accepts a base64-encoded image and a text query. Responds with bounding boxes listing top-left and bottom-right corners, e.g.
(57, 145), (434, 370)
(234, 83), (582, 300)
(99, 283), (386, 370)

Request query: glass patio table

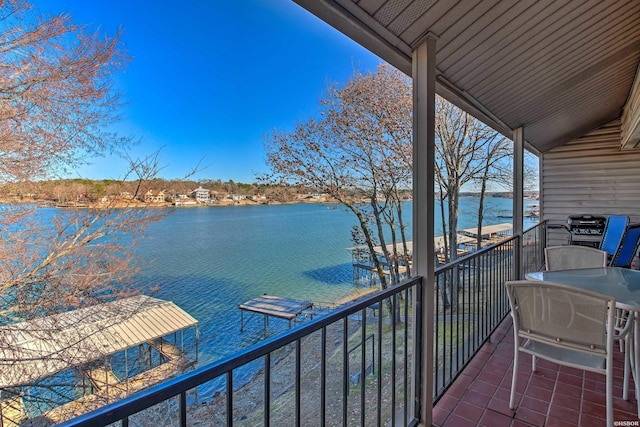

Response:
(526, 267), (640, 416)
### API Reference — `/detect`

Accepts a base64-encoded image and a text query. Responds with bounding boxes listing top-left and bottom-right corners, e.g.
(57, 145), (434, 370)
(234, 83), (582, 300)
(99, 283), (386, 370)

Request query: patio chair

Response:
(505, 280), (624, 427)
(599, 215), (630, 263)
(611, 223), (640, 268)
(544, 245), (607, 271)
(544, 245), (633, 377)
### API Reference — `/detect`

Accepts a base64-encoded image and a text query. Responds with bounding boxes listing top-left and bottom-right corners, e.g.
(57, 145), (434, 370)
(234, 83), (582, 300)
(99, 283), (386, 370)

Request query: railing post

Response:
(513, 127), (524, 279)
(412, 32), (437, 426)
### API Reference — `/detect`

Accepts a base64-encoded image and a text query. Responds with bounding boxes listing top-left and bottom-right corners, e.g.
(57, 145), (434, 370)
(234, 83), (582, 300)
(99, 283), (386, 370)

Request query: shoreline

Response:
(1, 192), (532, 210)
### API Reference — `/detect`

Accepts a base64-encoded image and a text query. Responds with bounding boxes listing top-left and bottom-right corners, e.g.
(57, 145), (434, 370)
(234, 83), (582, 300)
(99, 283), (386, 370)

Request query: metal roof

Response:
(293, 0), (640, 154)
(0, 295), (198, 388)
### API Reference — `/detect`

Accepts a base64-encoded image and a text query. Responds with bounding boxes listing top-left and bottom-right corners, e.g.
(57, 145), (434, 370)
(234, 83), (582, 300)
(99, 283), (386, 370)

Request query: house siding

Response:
(541, 119), (640, 246)
(622, 66), (640, 150)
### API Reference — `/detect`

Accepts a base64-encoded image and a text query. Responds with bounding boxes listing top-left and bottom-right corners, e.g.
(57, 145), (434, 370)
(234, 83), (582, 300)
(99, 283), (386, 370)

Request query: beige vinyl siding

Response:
(622, 66), (640, 149)
(542, 119), (640, 246)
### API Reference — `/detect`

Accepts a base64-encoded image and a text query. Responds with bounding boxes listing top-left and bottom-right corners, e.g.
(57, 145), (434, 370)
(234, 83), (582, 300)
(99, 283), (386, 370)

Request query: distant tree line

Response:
(0, 178), (388, 204)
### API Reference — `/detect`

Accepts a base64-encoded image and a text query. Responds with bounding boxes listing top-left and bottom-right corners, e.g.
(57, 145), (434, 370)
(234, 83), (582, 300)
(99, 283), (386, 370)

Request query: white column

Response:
(412, 33), (436, 426)
(513, 127), (524, 277)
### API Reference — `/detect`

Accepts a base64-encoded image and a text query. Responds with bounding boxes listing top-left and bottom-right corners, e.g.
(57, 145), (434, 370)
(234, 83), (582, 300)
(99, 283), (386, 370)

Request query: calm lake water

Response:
(129, 197), (536, 369)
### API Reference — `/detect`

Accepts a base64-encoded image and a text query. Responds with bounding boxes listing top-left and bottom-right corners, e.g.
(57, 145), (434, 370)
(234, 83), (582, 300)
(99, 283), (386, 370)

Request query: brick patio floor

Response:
(433, 317), (640, 426)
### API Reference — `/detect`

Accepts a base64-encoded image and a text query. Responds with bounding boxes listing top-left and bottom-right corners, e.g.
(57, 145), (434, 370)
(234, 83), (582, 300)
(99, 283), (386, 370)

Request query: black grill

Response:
(566, 214), (606, 247)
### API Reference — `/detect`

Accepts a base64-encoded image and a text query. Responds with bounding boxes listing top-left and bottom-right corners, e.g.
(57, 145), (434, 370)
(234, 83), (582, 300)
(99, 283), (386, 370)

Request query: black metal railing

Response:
(433, 237), (516, 401)
(59, 277), (422, 427)
(521, 221), (547, 276)
(432, 222), (546, 401)
(51, 224), (549, 426)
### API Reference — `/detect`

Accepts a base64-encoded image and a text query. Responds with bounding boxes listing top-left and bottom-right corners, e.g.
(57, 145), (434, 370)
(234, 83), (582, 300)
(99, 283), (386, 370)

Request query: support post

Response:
(412, 33), (437, 426)
(513, 127), (525, 278)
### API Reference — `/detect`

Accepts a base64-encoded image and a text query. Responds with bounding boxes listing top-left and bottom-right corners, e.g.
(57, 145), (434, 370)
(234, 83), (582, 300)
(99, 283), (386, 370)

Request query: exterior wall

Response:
(621, 66), (640, 149)
(541, 119), (640, 246)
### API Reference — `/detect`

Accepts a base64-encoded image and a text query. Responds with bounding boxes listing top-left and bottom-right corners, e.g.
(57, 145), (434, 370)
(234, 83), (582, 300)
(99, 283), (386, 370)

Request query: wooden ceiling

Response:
(293, 0), (640, 153)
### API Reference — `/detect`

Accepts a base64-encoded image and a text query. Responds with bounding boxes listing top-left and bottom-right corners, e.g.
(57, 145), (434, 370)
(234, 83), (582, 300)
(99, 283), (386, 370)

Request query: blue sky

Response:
(37, 0), (382, 182)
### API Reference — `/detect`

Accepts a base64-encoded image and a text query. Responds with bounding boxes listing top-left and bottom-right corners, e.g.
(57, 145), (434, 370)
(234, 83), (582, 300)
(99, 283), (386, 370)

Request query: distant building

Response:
(231, 194), (246, 201)
(191, 187), (210, 203)
(144, 190), (165, 204)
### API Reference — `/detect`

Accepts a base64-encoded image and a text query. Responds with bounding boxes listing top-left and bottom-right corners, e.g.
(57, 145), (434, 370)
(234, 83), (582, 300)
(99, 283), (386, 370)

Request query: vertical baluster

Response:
(342, 317), (348, 427)
(296, 339), (301, 427)
(377, 298), (383, 426)
(265, 353), (271, 427)
(414, 280), (423, 421)
(361, 308), (366, 426)
(321, 327), (327, 426)
(180, 392), (187, 427)
(434, 268), (440, 396)
(226, 371), (233, 427)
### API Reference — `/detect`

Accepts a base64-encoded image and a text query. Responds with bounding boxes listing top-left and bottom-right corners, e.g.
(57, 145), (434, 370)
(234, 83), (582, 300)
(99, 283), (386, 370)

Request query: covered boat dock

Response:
(0, 295), (198, 425)
(349, 224), (513, 285)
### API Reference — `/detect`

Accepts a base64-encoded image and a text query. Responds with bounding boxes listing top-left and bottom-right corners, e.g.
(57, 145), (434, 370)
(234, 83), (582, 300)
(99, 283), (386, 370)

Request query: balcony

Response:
(48, 223), (542, 426)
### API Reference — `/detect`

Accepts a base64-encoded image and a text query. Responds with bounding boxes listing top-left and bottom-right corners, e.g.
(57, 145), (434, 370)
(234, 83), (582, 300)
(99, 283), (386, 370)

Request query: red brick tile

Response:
(582, 388), (607, 405)
(554, 381), (582, 399)
(435, 394), (458, 412)
(514, 407), (546, 426)
(550, 392), (581, 411)
(478, 409), (514, 427)
(557, 372), (584, 387)
(452, 401), (484, 423)
(584, 370), (606, 383)
(579, 413), (605, 426)
(520, 395), (549, 414)
(525, 384), (553, 401)
(446, 378), (470, 399)
(463, 364), (481, 377)
(545, 417), (579, 427)
(493, 386), (512, 402)
(528, 374), (556, 391)
(477, 369), (506, 386)
(487, 396), (515, 417)
(534, 359), (560, 372)
(557, 364), (584, 377)
(441, 413), (478, 427)
(433, 405), (450, 426)
(547, 403), (579, 425)
(464, 389), (492, 407)
(612, 397), (637, 414)
(581, 400), (607, 419)
(470, 379), (500, 396)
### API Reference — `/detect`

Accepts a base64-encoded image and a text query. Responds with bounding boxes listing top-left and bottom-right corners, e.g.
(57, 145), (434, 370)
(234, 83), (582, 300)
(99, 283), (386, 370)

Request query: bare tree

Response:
(473, 134), (512, 250)
(434, 96), (507, 262)
(0, 2), (176, 423)
(264, 64), (413, 289)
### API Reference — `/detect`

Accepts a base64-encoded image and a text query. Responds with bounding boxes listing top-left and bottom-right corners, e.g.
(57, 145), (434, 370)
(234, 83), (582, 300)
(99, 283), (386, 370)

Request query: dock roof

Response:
(349, 224), (513, 255)
(458, 223), (513, 239)
(0, 295), (198, 389)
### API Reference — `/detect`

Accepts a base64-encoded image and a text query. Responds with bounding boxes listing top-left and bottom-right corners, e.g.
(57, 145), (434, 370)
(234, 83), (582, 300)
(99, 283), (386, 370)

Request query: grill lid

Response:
(566, 215), (606, 235)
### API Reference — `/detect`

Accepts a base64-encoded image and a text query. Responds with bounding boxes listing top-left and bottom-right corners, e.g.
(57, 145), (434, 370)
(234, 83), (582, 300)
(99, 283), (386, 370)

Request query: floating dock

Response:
(239, 295), (313, 332)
